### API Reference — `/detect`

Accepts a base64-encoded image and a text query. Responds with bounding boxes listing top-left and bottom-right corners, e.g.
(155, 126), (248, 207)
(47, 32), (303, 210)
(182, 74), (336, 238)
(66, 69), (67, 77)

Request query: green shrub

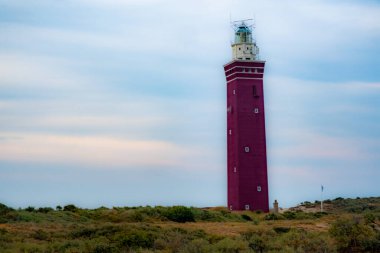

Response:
(37, 207), (53, 213)
(264, 213), (283, 220)
(0, 203), (17, 223)
(214, 237), (248, 253)
(25, 206), (35, 212)
(33, 229), (50, 241)
(241, 214), (252, 221)
(63, 204), (78, 212)
(179, 238), (211, 253)
(247, 234), (267, 252)
(118, 230), (156, 249)
(92, 243), (116, 253)
(164, 206), (195, 223)
(282, 211), (297, 220)
(329, 216), (377, 252)
(273, 227), (291, 234)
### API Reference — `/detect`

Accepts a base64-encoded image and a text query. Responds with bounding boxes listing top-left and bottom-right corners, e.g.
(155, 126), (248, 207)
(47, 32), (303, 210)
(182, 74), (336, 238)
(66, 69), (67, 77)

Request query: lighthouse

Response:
(224, 21), (269, 212)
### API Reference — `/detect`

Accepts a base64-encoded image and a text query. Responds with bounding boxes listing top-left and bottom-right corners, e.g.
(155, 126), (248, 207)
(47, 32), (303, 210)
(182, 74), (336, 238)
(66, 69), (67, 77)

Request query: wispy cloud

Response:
(0, 133), (195, 168)
(271, 129), (369, 160)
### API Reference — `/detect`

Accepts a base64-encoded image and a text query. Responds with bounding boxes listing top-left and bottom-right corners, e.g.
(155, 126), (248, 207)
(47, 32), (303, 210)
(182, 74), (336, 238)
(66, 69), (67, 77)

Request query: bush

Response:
(119, 230), (156, 249)
(214, 237), (248, 252)
(25, 206), (35, 212)
(164, 206), (195, 223)
(37, 207), (53, 213)
(63, 204), (78, 212)
(282, 211), (297, 220)
(329, 216), (377, 252)
(33, 229), (50, 241)
(0, 203), (16, 223)
(264, 213), (283, 220)
(274, 227), (291, 234)
(179, 238), (211, 253)
(247, 234), (267, 253)
(241, 214), (252, 221)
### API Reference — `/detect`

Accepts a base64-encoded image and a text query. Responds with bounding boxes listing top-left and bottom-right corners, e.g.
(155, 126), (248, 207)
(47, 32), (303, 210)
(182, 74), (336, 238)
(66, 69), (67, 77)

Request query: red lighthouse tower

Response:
(224, 21), (269, 212)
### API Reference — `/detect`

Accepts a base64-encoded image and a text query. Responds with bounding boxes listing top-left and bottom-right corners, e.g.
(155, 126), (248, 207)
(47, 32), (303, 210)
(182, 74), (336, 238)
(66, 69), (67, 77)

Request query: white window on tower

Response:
(233, 167), (237, 173)
(244, 146), (250, 152)
(229, 129), (232, 135)
(257, 186), (262, 192)
(229, 205), (233, 211)
(254, 108), (259, 114)
(254, 68), (258, 73)
(233, 89), (236, 95)
(245, 205), (250, 210)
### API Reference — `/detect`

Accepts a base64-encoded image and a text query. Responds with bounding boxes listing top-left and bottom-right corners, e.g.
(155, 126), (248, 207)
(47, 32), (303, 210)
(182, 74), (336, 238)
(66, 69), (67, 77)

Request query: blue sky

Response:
(0, 0), (379, 208)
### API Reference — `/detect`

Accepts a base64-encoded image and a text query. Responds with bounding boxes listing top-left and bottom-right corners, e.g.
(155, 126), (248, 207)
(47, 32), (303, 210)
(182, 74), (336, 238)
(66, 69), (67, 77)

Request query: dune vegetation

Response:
(0, 197), (380, 253)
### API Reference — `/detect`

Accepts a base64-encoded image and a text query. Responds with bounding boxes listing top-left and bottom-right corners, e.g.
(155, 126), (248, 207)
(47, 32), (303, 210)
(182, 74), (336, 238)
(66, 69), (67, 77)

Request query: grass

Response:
(0, 197), (379, 252)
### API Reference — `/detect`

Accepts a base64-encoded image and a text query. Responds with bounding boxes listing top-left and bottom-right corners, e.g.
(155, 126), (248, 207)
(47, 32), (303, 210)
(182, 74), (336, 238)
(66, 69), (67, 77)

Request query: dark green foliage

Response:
(0, 203), (13, 216)
(0, 197), (379, 252)
(63, 204), (78, 212)
(92, 243), (116, 253)
(118, 230), (156, 249)
(25, 206), (35, 212)
(37, 207), (54, 213)
(56, 205), (62, 211)
(331, 197), (380, 213)
(273, 227), (291, 234)
(282, 211), (297, 220)
(33, 229), (50, 241)
(248, 234), (266, 253)
(264, 213), (283, 220)
(241, 214), (252, 221)
(0, 203), (17, 223)
(314, 211), (328, 218)
(164, 206), (195, 223)
(329, 216), (379, 252)
(364, 212), (376, 224)
(301, 201), (315, 208)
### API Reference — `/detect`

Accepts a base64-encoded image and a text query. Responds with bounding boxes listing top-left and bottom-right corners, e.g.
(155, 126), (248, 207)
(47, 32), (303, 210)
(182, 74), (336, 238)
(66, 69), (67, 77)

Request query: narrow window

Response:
(254, 68), (258, 73)
(229, 205), (233, 210)
(253, 86), (257, 96)
(257, 186), (262, 192)
(254, 108), (259, 114)
(233, 89), (236, 95)
(244, 146), (250, 152)
(246, 58), (250, 60)
(245, 205), (250, 210)
(233, 167), (237, 173)
(229, 129), (232, 135)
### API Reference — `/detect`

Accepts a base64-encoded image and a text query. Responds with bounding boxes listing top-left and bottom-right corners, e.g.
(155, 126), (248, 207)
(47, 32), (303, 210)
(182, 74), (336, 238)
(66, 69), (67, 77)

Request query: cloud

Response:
(270, 129), (369, 161)
(0, 52), (95, 93)
(0, 133), (195, 168)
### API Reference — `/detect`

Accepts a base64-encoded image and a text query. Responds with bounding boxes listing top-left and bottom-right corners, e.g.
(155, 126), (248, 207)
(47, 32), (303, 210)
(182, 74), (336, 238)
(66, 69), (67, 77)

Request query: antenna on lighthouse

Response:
(230, 18), (259, 60)
(231, 18), (254, 31)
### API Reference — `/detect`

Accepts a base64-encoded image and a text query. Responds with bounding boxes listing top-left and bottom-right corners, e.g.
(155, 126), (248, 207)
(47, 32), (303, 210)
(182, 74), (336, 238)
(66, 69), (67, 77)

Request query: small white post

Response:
(321, 185), (324, 212)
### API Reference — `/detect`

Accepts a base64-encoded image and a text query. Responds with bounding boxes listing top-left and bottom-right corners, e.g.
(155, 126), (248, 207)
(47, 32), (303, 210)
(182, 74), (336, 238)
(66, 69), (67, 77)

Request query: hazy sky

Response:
(1, 0), (380, 208)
